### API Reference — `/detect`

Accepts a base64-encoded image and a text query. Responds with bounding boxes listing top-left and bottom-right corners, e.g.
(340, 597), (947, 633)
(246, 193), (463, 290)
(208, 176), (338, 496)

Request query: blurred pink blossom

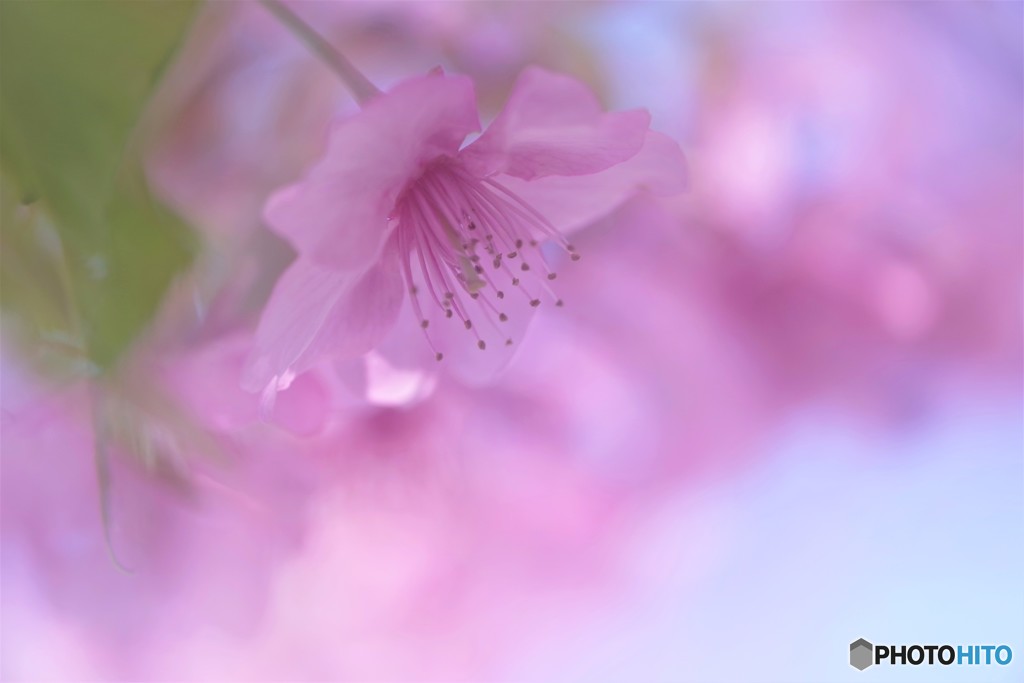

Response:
(2, 338), (701, 681)
(0, 350), (320, 677)
(676, 1), (1023, 416)
(147, 2), (348, 242)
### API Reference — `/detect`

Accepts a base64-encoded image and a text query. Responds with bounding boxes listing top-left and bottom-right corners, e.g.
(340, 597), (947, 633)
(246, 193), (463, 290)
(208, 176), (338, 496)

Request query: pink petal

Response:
(461, 66), (650, 181)
(494, 131), (688, 234)
(168, 335), (331, 437)
(265, 73), (480, 269)
(242, 250), (404, 399)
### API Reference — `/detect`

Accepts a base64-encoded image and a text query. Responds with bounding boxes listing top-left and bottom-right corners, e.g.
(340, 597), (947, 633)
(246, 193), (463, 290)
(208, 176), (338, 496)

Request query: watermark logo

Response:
(849, 639), (1012, 670)
(850, 639), (873, 670)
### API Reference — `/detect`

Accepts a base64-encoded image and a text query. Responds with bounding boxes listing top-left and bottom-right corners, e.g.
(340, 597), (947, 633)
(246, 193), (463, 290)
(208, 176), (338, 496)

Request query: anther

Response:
(421, 319), (430, 329)
(520, 263), (530, 272)
(477, 340), (486, 350)
(530, 299), (541, 307)
(505, 338), (513, 346)
(493, 258), (501, 269)
(497, 290), (505, 299)
(499, 313), (508, 322)
(515, 239), (524, 248)
(435, 352), (444, 361)
(547, 273), (557, 280)
(556, 299), (564, 307)
(445, 310), (453, 319)
(464, 320), (472, 330)
(508, 251), (518, 259)
(570, 253), (581, 262)
(512, 278), (520, 286)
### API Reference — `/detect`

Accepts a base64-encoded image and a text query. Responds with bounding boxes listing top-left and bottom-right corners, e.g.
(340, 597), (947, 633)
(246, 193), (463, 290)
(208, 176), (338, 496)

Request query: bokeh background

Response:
(2, 2), (1022, 682)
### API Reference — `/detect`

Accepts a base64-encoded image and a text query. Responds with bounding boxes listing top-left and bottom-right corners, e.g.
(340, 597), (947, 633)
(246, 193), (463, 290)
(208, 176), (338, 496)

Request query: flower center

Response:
(392, 159), (579, 360)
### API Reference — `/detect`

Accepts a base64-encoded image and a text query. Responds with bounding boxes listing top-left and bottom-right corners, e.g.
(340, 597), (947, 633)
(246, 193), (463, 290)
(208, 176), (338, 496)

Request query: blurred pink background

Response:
(2, 2), (1021, 681)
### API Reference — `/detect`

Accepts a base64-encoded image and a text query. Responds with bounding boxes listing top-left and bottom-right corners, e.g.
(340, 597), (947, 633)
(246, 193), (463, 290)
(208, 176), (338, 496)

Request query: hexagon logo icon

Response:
(850, 639), (874, 670)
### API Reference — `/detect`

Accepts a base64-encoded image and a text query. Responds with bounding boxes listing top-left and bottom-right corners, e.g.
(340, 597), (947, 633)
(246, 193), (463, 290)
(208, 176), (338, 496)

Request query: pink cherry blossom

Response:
(244, 66), (687, 402)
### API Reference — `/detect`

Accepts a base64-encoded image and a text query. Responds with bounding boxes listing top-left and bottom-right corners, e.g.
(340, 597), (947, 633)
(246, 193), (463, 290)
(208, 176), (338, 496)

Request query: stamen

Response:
(396, 228), (442, 360)
(394, 159), (580, 357)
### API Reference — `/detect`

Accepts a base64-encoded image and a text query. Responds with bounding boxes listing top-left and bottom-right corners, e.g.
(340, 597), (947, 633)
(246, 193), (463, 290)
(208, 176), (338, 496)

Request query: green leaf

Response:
(72, 179), (197, 368)
(0, 0), (198, 234)
(1, 0), (199, 369)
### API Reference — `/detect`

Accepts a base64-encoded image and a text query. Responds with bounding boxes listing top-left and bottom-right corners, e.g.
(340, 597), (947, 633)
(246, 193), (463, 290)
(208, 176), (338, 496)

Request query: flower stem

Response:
(258, 0), (381, 105)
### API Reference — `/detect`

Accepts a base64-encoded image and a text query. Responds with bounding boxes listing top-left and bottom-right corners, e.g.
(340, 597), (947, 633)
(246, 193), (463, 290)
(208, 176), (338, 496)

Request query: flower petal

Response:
(494, 131), (688, 234)
(169, 334), (331, 437)
(264, 73), (480, 269)
(242, 250), (404, 399)
(461, 66), (650, 180)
